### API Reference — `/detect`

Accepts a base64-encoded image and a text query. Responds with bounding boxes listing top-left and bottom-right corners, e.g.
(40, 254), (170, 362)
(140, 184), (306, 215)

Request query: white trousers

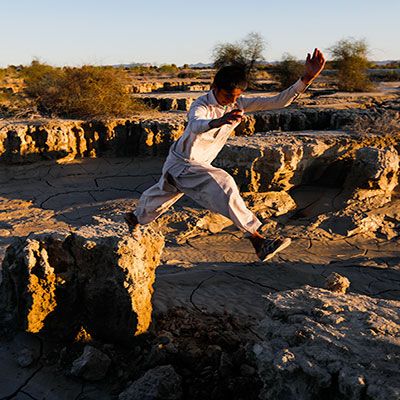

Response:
(135, 162), (262, 234)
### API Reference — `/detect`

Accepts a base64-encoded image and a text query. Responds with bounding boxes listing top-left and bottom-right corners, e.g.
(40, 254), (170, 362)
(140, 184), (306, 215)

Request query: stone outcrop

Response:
(242, 191), (297, 221)
(0, 117), (186, 163)
(306, 146), (400, 237)
(344, 147), (399, 201)
(1, 109), (397, 163)
(236, 108), (382, 135)
(325, 273), (350, 294)
(216, 131), (400, 194)
(253, 286), (400, 400)
(0, 225), (164, 341)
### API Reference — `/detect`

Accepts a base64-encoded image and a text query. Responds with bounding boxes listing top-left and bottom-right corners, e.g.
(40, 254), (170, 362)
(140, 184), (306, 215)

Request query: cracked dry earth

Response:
(1, 157), (400, 399)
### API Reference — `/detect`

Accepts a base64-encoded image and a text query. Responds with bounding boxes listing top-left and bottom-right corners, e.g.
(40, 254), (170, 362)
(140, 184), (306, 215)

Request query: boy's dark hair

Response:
(212, 65), (248, 91)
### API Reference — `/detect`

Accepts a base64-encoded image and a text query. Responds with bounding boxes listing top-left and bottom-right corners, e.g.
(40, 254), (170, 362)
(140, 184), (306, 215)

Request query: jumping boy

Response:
(125, 49), (325, 261)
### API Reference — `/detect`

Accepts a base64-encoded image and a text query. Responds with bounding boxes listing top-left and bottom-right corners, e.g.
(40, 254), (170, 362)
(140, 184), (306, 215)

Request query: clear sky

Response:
(1, 0), (399, 67)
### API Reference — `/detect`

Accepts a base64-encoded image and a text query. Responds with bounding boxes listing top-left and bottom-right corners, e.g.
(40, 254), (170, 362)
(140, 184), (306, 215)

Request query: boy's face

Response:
(213, 88), (243, 106)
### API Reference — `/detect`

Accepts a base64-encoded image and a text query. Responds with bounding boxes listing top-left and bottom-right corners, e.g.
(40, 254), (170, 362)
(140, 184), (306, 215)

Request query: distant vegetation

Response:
(0, 50), (399, 120)
(274, 54), (304, 89)
(128, 64), (201, 78)
(21, 61), (147, 119)
(212, 32), (265, 85)
(329, 38), (373, 92)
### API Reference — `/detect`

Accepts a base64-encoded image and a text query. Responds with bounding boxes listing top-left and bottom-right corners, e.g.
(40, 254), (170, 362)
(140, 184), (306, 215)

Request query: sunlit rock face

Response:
(0, 117), (186, 163)
(0, 225), (164, 341)
(216, 131), (400, 194)
(253, 286), (400, 400)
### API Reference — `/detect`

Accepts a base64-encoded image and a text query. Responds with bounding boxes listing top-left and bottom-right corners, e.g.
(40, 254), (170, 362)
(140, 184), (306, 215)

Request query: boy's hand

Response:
(301, 48), (326, 84)
(209, 109), (244, 129)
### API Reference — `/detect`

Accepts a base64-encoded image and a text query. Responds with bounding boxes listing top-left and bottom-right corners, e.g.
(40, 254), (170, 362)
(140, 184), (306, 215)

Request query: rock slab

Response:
(0, 226), (164, 341)
(253, 286), (400, 400)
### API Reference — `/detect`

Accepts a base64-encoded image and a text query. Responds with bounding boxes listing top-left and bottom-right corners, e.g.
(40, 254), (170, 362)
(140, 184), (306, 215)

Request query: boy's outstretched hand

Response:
(209, 109), (244, 129)
(301, 48), (326, 85)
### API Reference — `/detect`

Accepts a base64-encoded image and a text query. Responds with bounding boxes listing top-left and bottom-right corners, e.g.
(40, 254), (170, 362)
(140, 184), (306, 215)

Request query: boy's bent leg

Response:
(172, 164), (262, 234)
(130, 177), (184, 225)
(172, 164), (291, 261)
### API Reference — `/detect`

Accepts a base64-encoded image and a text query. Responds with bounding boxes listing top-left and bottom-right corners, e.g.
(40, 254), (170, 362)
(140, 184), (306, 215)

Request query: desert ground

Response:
(0, 70), (399, 399)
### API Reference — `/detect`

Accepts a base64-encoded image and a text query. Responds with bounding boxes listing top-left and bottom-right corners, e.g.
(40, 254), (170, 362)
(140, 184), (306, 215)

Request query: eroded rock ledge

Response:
(1, 108), (396, 163)
(216, 131), (400, 193)
(253, 286), (400, 400)
(0, 116), (186, 163)
(0, 226), (164, 341)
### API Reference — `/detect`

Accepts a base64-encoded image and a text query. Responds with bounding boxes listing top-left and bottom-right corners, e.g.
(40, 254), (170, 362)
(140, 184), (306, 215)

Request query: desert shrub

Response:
(329, 38), (373, 92)
(0, 68), (7, 81)
(23, 62), (147, 119)
(22, 61), (64, 99)
(157, 64), (179, 75)
(275, 53), (304, 88)
(177, 70), (200, 79)
(128, 65), (158, 77)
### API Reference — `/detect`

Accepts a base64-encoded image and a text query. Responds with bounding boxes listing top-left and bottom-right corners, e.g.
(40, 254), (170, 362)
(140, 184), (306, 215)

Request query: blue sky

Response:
(1, 0), (399, 67)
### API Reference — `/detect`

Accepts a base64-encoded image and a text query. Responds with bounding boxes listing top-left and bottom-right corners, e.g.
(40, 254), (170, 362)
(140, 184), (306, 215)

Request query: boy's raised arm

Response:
(239, 48), (326, 113)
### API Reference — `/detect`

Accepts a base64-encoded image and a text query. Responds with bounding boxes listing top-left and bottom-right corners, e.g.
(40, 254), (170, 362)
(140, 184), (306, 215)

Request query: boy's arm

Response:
(187, 103), (243, 134)
(238, 79), (308, 113)
(187, 104), (212, 134)
(239, 48), (326, 113)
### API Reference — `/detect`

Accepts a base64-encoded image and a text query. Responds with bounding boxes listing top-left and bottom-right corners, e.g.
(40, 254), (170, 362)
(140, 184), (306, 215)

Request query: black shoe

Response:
(257, 237), (291, 262)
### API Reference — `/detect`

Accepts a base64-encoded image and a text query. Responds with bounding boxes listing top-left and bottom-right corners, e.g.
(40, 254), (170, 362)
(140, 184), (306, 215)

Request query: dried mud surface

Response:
(0, 157), (399, 399)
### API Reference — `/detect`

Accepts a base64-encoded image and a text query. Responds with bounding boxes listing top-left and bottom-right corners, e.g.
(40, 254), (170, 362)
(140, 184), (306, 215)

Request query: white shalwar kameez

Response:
(135, 79), (307, 234)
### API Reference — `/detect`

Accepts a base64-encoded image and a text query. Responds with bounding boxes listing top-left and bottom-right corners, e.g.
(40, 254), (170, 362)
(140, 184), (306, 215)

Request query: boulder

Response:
(118, 365), (182, 400)
(325, 273), (350, 294)
(316, 210), (384, 237)
(253, 286), (400, 400)
(159, 208), (233, 244)
(242, 191), (297, 220)
(344, 146), (399, 201)
(0, 225), (164, 341)
(71, 345), (111, 381)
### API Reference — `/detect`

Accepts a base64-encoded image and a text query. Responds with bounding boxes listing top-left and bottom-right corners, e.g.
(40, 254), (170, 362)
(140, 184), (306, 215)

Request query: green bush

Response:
(329, 38), (373, 92)
(22, 62), (147, 119)
(157, 64), (179, 75)
(275, 54), (304, 88)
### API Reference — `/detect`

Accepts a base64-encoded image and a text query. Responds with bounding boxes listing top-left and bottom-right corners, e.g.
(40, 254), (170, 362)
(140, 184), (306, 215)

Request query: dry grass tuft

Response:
(345, 110), (400, 135)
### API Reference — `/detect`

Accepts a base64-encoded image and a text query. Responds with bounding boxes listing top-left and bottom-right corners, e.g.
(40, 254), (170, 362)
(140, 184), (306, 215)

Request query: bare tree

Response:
(242, 32), (265, 73)
(212, 32), (266, 75)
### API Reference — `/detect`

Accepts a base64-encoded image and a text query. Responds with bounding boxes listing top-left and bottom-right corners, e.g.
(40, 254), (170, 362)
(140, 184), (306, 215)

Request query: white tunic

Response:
(135, 79), (308, 233)
(164, 78), (307, 176)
